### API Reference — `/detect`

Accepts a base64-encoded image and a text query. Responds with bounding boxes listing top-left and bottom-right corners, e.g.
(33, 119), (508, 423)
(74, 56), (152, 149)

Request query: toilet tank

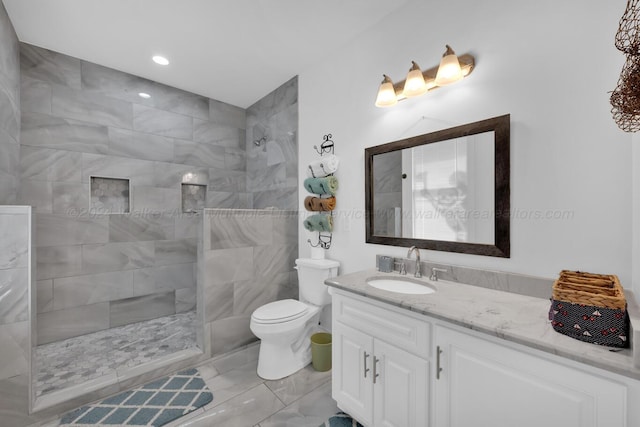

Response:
(295, 258), (340, 306)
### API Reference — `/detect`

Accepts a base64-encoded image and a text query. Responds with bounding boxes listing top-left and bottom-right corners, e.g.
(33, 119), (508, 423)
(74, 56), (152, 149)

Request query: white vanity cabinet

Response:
(332, 292), (430, 427)
(434, 326), (627, 427)
(331, 289), (632, 427)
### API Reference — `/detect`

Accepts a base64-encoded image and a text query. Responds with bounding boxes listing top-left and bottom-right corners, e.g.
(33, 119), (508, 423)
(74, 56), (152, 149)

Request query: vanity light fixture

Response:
(375, 45), (475, 107)
(152, 55), (170, 65)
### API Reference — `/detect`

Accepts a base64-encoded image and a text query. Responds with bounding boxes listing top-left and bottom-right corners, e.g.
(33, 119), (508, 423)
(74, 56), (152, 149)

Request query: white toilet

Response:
(250, 258), (339, 380)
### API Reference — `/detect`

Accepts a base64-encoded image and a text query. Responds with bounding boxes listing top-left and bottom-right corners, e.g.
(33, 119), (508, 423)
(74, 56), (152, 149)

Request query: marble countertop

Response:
(326, 269), (640, 381)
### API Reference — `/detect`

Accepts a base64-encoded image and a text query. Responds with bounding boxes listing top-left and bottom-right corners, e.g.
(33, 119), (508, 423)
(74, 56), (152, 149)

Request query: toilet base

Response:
(256, 339), (311, 380)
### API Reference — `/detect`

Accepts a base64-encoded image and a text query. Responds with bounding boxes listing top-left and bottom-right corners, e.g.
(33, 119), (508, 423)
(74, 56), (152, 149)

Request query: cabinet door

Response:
(333, 322), (374, 426)
(373, 339), (429, 427)
(434, 326), (627, 427)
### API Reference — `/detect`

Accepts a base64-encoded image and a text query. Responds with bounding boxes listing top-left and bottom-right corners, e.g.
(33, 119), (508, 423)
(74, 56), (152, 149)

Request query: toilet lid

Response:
(252, 299), (309, 324)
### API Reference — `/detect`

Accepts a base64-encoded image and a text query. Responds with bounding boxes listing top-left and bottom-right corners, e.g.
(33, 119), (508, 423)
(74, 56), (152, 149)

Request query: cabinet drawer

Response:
(333, 292), (430, 358)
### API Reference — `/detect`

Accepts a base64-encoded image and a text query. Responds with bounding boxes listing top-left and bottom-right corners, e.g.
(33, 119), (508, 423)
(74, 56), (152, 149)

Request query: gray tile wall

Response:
(0, 206), (32, 383)
(0, 1), (20, 204)
(372, 151), (402, 236)
(199, 209), (299, 357)
(246, 76), (298, 209)
(18, 43), (249, 344)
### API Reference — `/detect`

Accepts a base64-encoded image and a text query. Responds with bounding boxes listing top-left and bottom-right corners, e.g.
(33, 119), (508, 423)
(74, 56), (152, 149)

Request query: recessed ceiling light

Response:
(152, 55), (169, 65)
(138, 92), (151, 99)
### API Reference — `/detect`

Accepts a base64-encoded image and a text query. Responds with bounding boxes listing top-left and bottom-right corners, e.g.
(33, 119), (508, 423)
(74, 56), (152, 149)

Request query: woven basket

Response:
(552, 270), (626, 310)
(550, 270), (628, 348)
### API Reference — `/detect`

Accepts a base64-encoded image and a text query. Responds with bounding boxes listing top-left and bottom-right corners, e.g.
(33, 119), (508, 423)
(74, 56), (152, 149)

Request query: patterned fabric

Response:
(549, 299), (629, 348)
(59, 368), (212, 427)
(319, 412), (364, 427)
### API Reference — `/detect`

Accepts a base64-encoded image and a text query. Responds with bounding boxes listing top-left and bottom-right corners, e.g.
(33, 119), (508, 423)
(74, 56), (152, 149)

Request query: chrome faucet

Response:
(407, 246), (421, 278)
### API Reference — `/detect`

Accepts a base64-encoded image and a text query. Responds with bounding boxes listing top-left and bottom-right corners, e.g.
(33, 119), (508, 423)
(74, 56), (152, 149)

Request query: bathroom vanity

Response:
(327, 270), (640, 427)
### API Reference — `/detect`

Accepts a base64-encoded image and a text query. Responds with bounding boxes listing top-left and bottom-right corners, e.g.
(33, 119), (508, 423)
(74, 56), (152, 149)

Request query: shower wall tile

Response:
(194, 120), (244, 148)
(21, 111), (110, 154)
(209, 212), (272, 249)
(108, 214), (174, 242)
(18, 179), (53, 213)
(152, 162), (209, 188)
(52, 182), (90, 214)
(35, 213), (109, 247)
(253, 244), (297, 282)
(225, 148), (246, 171)
(175, 215), (200, 239)
(107, 127), (175, 163)
(133, 263), (195, 296)
(253, 188), (298, 210)
(148, 83), (209, 120)
(52, 85), (133, 129)
(20, 146), (82, 182)
(82, 241), (155, 274)
(21, 74), (52, 114)
(0, 134), (18, 177)
(36, 245), (83, 280)
(204, 281), (234, 323)
(52, 270), (134, 310)
(205, 191), (251, 209)
(0, 321), (29, 380)
(109, 292), (175, 328)
(36, 280), (53, 313)
(133, 104), (192, 139)
(208, 169), (245, 192)
(174, 139), (226, 168)
(176, 287), (197, 313)
(210, 315), (255, 357)
(37, 302), (110, 344)
(0, 84), (19, 141)
(154, 238), (197, 265)
(80, 61), (154, 104)
(209, 99), (246, 129)
(81, 153), (155, 186)
(131, 186), (181, 213)
(204, 247), (254, 285)
(0, 213), (29, 269)
(20, 43), (81, 90)
(0, 267), (29, 323)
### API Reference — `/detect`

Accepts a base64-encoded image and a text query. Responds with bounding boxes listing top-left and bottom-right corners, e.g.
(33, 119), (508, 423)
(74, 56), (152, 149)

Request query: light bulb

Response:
(402, 61), (427, 97)
(434, 45), (463, 86)
(375, 75), (398, 107)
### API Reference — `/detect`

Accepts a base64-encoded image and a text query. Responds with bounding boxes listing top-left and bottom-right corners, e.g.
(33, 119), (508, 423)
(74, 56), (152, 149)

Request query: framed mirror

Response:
(365, 114), (510, 257)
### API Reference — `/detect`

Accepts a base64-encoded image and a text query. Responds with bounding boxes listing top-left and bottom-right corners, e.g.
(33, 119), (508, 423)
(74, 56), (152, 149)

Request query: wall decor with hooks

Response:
(303, 134), (339, 251)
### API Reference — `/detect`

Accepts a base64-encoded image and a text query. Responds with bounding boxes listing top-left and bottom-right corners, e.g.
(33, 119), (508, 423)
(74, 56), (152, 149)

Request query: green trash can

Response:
(310, 332), (332, 372)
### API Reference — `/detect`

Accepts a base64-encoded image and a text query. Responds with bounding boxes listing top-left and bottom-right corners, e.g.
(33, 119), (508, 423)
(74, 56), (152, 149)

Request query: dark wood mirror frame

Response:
(365, 114), (510, 257)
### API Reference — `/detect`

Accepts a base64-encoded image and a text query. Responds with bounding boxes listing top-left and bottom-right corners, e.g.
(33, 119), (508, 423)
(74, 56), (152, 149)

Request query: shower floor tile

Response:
(35, 311), (198, 397)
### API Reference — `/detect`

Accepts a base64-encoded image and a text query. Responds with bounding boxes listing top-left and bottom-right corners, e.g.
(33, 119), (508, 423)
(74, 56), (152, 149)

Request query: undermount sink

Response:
(366, 277), (436, 295)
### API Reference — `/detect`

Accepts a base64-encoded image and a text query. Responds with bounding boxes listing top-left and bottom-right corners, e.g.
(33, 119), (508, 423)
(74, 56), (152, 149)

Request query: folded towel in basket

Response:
(306, 154), (340, 178)
(304, 176), (338, 195)
(304, 196), (336, 212)
(303, 214), (333, 232)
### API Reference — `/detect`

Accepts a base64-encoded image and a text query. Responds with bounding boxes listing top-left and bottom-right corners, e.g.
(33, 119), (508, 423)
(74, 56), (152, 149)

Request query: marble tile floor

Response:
(36, 311), (197, 397)
(38, 343), (337, 427)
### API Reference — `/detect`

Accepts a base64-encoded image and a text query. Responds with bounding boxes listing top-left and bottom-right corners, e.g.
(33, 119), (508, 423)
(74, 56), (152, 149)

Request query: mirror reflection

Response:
(373, 132), (494, 244)
(365, 114), (510, 258)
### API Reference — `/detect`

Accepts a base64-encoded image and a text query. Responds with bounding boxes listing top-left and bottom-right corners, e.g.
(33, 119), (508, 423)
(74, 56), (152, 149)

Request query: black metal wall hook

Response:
(313, 134), (334, 155)
(307, 232), (333, 249)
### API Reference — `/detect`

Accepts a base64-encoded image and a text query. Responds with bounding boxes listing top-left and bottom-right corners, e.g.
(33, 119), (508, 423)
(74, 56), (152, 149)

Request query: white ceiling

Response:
(3, 0), (408, 108)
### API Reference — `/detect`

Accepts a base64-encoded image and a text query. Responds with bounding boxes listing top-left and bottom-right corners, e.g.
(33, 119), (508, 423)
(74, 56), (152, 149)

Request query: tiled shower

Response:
(1, 31), (299, 412)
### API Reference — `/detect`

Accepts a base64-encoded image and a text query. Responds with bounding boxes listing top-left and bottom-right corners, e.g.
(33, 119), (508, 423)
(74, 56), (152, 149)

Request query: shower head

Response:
(254, 136), (267, 146)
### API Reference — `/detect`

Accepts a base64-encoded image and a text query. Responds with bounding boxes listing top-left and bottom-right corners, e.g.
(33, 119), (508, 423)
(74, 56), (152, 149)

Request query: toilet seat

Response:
(251, 299), (309, 324)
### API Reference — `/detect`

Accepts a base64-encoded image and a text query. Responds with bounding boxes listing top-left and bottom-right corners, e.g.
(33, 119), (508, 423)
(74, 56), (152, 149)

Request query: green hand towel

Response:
(303, 214), (333, 232)
(304, 176), (338, 196)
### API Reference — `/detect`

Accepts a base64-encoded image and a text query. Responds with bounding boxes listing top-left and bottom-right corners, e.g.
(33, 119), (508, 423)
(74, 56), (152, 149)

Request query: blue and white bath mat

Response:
(319, 412), (364, 427)
(60, 368), (213, 427)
